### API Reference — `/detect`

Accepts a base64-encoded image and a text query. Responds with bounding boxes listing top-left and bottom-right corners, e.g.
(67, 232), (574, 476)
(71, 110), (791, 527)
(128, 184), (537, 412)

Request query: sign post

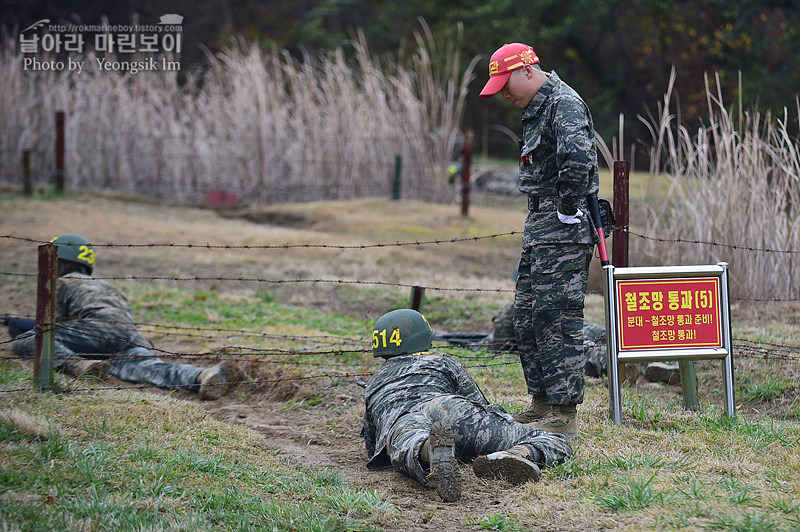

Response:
(603, 263), (735, 423)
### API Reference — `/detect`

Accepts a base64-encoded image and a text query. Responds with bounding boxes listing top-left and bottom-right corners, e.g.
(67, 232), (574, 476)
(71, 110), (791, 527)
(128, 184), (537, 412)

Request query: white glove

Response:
(557, 208), (583, 224)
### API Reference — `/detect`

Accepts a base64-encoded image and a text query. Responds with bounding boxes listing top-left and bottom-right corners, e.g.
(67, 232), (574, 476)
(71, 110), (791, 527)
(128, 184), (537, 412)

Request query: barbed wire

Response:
(3, 311), (800, 358)
(0, 270), (517, 294)
(2, 232), (521, 249)
(3, 226), (800, 399)
(7, 225), (799, 255)
(2, 268), (795, 302)
(625, 228), (800, 255)
(0, 343), (796, 396)
(2, 324), (798, 366)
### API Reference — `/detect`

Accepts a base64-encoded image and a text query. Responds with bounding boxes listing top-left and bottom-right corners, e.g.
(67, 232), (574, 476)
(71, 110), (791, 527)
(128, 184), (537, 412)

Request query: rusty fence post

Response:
(460, 129), (473, 217)
(54, 111), (65, 194)
(34, 243), (57, 391)
(612, 161), (631, 382)
(22, 150), (32, 196)
(612, 161), (630, 267)
(392, 155), (402, 200)
(410, 286), (424, 311)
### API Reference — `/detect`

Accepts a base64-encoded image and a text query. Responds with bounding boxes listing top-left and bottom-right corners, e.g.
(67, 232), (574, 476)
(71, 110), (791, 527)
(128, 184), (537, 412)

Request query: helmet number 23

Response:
(372, 328), (402, 349)
(78, 245), (96, 266)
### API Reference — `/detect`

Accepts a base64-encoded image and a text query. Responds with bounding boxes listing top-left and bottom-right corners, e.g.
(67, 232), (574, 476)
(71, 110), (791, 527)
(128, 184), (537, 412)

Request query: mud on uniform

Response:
(513, 71), (600, 405)
(12, 272), (204, 390)
(362, 353), (572, 487)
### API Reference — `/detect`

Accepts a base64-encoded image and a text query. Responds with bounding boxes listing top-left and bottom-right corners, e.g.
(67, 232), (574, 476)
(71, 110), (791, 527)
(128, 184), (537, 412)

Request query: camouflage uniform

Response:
(12, 272), (204, 390)
(487, 302), (607, 378)
(513, 71), (600, 405)
(362, 353), (572, 487)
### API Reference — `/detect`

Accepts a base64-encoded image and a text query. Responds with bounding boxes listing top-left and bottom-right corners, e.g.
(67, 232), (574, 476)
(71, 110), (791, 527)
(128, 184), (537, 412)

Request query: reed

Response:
(0, 28), (476, 204)
(637, 70), (800, 299)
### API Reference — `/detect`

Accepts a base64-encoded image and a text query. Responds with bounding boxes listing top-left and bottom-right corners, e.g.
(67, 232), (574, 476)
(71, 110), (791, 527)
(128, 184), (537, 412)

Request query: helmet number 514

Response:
(372, 328), (402, 349)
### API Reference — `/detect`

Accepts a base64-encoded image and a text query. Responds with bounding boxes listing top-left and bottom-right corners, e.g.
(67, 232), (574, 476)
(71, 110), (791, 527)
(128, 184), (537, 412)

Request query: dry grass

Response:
(0, 26), (476, 204)
(634, 69), (800, 300)
(0, 407), (59, 440)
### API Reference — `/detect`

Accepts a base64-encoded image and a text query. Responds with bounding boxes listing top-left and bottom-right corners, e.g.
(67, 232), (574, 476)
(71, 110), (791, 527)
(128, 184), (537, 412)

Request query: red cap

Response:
(479, 43), (539, 98)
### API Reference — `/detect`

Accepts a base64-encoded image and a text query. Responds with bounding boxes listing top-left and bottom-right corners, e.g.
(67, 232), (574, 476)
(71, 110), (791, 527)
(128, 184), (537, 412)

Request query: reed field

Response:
(629, 70), (800, 300)
(0, 26), (476, 204)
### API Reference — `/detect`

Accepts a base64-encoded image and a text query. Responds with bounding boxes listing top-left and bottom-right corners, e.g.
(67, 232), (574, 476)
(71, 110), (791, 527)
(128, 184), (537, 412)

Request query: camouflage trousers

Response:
(386, 394), (573, 486)
(513, 243), (592, 404)
(12, 320), (204, 390)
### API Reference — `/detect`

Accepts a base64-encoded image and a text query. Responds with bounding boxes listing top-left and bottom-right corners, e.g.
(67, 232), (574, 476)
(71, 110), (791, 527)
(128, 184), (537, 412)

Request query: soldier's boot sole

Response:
(424, 421), (461, 502)
(472, 452), (541, 485)
(197, 360), (232, 400)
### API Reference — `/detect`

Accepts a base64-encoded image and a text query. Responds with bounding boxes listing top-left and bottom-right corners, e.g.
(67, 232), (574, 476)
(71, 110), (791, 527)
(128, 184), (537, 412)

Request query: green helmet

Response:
(50, 233), (96, 274)
(372, 309), (435, 358)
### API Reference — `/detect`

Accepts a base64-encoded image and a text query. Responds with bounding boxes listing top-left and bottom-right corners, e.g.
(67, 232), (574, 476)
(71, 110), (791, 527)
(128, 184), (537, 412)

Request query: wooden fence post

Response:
(410, 286), (424, 311)
(460, 129), (473, 217)
(612, 161), (630, 267)
(34, 243), (57, 391)
(22, 150), (32, 196)
(54, 111), (65, 194)
(392, 155), (402, 200)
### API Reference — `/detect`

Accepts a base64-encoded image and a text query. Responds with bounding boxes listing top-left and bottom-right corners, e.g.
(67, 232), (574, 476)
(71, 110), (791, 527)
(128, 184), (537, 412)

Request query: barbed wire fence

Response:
(1, 227), (799, 396)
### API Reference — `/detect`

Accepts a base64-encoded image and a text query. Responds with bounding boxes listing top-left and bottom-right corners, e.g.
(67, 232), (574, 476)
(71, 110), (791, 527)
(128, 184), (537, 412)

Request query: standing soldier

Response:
(480, 43), (600, 436)
(484, 301), (608, 379)
(362, 309), (573, 502)
(9, 233), (231, 399)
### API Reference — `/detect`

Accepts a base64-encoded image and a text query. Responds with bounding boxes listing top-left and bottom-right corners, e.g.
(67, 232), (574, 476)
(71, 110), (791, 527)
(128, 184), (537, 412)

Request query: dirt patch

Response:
(219, 205), (328, 230)
(201, 387), (568, 532)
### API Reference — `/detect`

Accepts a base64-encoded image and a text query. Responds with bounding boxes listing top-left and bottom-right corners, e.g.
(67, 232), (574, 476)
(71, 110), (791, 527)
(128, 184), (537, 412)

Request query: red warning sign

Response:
(616, 277), (722, 350)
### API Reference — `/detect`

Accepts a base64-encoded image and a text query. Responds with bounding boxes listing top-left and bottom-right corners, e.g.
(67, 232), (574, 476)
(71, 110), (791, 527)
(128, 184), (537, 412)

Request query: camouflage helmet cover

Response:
(50, 233), (96, 274)
(372, 309), (435, 358)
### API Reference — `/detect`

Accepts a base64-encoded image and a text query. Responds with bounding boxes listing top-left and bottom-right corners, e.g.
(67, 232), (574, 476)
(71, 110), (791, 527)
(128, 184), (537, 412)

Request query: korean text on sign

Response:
(616, 277), (722, 350)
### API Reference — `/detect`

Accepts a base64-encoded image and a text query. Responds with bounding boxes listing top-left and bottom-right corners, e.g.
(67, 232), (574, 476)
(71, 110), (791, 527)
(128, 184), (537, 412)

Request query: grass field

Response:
(1, 192), (799, 531)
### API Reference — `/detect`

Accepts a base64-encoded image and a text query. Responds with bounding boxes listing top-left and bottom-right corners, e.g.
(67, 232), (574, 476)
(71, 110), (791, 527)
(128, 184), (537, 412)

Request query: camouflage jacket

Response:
(362, 353), (489, 469)
(520, 71), (600, 246)
(56, 272), (137, 323)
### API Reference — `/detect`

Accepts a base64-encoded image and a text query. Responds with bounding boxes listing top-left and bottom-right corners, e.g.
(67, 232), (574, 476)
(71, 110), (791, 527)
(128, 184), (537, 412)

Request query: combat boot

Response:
(62, 358), (110, 380)
(512, 395), (550, 423)
(472, 444), (541, 485)
(197, 360), (232, 400)
(529, 404), (578, 438)
(422, 421), (461, 502)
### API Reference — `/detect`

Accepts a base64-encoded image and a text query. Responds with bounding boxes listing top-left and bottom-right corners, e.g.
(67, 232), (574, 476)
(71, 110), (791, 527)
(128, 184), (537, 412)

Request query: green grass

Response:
(469, 513), (527, 531)
(3, 287), (800, 531)
(0, 360), (29, 387)
(0, 386), (391, 531)
(594, 474), (666, 512)
(741, 377), (789, 403)
(125, 283), (367, 337)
